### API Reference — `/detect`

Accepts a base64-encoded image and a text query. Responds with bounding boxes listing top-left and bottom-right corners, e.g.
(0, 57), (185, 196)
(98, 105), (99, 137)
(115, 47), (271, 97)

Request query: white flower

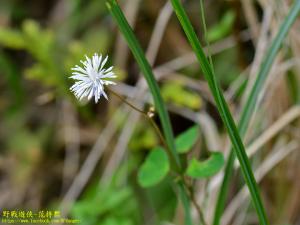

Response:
(70, 53), (117, 103)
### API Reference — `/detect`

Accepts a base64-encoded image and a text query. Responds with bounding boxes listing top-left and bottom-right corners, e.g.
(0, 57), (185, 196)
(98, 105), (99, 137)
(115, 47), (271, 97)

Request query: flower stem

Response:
(107, 87), (178, 170)
(182, 177), (207, 225)
(108, 87), (145, 114)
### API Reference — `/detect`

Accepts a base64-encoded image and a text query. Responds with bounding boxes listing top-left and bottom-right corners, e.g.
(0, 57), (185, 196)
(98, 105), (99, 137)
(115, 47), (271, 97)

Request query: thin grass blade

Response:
(106, 1), (193, 224)
(213, 2), (300, 224)
(170, 0), (269, 224)
(106, 0), (180, 168)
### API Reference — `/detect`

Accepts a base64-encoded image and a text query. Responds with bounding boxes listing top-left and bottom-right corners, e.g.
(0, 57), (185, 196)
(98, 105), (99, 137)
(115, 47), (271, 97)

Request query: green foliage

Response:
(161, 81), (202, 110)
(186, 152), (224, 178)
(1, 0), (298, 224)
(0, 27), (26, 48)
(106, 2), (193, 223)
(22, 20), (55, 64)
(175, 125), (199, 153)
(64, 28), (111, 68)
(129, 126), (157, 151)
(0, 52), (24, 110)
(213, 48), (241, 86)
(213, 1), (300, 224)
(106, 0), (181, 170)
(138, 147), (170, 188)
(0, 19), (118, 97)
(71, 158), (141, 225)
(170, 0), (269, 224)
(146, 178), (178, 222)
(0, 20), (65, 90)
(25, 63), (58, 86)
(101, 218), (134, 225)
(207, 10), (235, 42)
(68, 0), (108, 35)
(82, 28), (111, 55)
(71, 184), (139, 225)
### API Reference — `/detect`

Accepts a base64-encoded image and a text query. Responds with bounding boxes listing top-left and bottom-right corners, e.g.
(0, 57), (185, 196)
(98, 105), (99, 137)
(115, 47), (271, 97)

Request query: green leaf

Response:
(162, 82), (202, 110)
(175, 125), (199, 153)
(22, 20), (54, 63)
(207, 10), (236, 42)
(25, 64), (56, 86)
(0, 27), (26, 49)
(186, 152), (224, 178)
(138, 147), (170, 188)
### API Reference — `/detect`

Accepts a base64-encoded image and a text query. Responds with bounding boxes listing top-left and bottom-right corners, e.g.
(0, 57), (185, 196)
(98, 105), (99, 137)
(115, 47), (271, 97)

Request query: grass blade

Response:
(170, 0), (269, 224)
(106, 1), (193, 224)
(213, 2), (300, 225)
(106, 0), (180, 168)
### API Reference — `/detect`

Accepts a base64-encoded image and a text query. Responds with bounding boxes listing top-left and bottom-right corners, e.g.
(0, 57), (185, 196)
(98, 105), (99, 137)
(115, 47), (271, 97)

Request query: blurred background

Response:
(0, 0), (300, 225)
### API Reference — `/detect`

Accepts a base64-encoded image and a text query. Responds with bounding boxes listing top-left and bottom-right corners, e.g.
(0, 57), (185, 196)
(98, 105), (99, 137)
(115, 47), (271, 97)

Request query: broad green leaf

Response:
(175, 125), (199, 153)
(186, 152), (224, 178)
(138, 147), (170, 188)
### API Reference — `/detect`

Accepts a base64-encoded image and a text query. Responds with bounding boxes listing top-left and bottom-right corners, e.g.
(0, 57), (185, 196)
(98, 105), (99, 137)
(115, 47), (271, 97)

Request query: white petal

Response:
(101, 71), (116, 78)
(104, 66), (113, 73)
(102, 90), (108, 100)
(100, 55), (108, 71)
(72, 65), (87, 74)
(92, 54), (101, 72)
(70, 74), (90, 81)
(103, 80), (116, 85)
(87, 86), (95, 100)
